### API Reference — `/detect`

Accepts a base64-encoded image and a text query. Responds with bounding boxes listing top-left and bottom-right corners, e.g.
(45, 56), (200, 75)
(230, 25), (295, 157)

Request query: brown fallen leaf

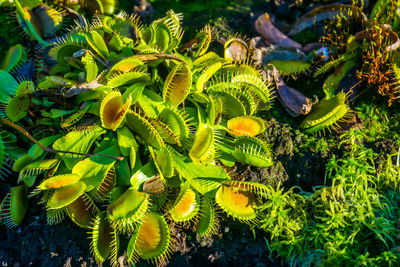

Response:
(269, 65), (313, 117)
(288, 4), (369, 37)
(255, 13), (303, 50)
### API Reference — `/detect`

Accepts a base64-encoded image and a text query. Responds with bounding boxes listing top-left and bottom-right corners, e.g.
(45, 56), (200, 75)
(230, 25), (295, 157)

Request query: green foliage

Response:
(258, 130), (400, 266)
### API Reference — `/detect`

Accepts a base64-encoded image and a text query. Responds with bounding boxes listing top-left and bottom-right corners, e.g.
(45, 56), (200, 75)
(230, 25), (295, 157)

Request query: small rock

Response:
(132, 0), (154, 18)
(50, 252), (58, 258)
(63, 257), (72, 267)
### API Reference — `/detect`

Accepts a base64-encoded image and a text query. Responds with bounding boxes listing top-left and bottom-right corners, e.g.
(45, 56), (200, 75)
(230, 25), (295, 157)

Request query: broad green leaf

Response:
(52, 127), (106, 169)
(117, 126), (138, 156)
(122, 81), (148, 103)
(130, 161), (158, 189)
(39, 174), (81, 190)
(72, 156), (116, 189)
(86, 30), (109, 59)
(1, 44), (24, 72)
(116, 158), (131, 186)
(173, 153), (230, 194)
(28, 135), (62, 160)
(107, 187), (149, 225)
(47, 182), (86, 209)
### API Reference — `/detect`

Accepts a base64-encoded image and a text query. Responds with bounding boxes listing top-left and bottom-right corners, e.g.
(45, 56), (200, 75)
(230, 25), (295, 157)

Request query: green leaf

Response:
(196, 196), (217, 236)
(72, 156), (115, 189)
(39, 174), (81, 190)
(107, 187), (149, 232)
(169, 184), (199, 222)
(125, 111), (164, 150)
(116, 157), (132, 186)
(122, 81), (149, 103)
(189, 124), (215, 163)
(107, 70), (151, 87)
(1, 44), (25, 72)
(13, 154), (33, 172)
(86, 30), (109, 59)
(7, 185), (28, 227)
(47, 182), (86, 209)
(52, 127), (106, 169)
(173, 153), (230, 194)
(15, 81), (34, 97)
(117, 126), (138, 157)
(130, 161), (158, 189)
(19, 159), (60, 183)
(126, 212), (171, 263)
(106, 57), (144, 80)
(323, 58), (357, 97)
(82, 52), (98, 82)
(163, 62), (192, 106)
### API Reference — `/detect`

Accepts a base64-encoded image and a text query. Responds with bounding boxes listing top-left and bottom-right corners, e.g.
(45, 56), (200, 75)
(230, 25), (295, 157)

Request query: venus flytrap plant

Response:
(13, 0), (51, 47)
(0, 185), (28, 228)
(1, 9), (276, 266)
(300, 91), (353, 134)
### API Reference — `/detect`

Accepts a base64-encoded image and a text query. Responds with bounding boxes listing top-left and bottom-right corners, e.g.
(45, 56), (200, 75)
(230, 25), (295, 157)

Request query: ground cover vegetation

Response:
(0, 0), (400, 266)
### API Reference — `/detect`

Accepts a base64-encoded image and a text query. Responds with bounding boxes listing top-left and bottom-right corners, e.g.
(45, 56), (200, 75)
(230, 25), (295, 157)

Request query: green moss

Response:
(259, 136), (400, 266)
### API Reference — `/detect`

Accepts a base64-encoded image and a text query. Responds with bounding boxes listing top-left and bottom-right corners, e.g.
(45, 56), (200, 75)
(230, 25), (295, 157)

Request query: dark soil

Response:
(0, 198), (95, 267)
(0, 195), (281, 267)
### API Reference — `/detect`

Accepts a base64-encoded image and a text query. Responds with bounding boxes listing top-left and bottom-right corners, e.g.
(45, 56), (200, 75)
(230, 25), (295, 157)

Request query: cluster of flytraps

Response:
(0, 2), (277, 265)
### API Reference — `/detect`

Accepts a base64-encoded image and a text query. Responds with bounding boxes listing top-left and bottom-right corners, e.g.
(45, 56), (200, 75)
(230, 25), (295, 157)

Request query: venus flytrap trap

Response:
(300, 91), (353, 134)
(0, 42), (46, 227)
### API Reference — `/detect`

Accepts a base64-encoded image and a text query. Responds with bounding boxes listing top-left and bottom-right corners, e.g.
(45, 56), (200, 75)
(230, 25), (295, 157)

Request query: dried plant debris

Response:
(255, 12), (302, 50)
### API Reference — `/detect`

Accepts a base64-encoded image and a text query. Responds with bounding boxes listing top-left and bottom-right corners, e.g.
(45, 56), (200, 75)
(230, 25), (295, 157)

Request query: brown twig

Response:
(0, 117), (124, 161)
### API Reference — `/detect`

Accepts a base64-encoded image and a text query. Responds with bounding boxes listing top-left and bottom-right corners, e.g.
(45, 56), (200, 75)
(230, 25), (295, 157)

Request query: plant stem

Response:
(0, 117), (124, 161)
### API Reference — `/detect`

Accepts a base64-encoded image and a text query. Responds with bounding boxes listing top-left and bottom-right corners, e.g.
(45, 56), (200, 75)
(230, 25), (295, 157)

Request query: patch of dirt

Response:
(167, 218), (283, 267)
(0, 198), (95, 267)
(262, 117), (328, 189)
(0, 193), (282, 267)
